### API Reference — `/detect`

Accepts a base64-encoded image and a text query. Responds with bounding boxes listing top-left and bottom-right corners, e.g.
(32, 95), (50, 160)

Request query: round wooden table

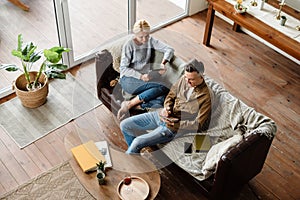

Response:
(65, 131), (161, 200)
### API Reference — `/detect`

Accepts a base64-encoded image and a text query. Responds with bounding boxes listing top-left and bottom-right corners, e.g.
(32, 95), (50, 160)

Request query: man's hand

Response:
(159, 107), (178, 126)
(160, 107), (170, 117)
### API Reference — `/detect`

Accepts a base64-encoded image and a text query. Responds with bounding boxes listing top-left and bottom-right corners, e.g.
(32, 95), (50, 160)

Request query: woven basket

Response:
(14, 72), (49, 108)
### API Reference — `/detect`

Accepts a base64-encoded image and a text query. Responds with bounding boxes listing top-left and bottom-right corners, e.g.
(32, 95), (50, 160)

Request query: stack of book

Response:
(71, 140), (112, 172)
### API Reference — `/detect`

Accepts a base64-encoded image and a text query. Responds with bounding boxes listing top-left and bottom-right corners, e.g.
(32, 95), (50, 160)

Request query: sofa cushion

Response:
(102, 35), (132, 73)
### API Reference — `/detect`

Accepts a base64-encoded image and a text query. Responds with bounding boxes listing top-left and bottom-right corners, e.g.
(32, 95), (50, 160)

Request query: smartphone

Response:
(184, 142), (192, 154)
(160, 115), (179, 123)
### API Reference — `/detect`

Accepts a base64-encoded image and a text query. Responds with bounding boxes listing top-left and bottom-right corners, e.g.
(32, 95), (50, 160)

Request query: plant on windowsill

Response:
(0, 34), (70, 108)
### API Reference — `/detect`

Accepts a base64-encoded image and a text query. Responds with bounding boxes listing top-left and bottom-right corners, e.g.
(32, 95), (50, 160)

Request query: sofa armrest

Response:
(209, 133), (273, 200)
(95, 50), (123, 113)
(96, 50), (114, 98)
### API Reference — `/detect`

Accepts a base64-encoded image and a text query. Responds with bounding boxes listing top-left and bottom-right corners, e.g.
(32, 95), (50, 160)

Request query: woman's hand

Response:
(159, 63), (167, 75)
(140, 74), (150, 82)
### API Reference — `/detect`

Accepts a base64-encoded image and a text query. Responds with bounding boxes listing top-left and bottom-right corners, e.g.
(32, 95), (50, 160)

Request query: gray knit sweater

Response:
(120, 36), (174, 79)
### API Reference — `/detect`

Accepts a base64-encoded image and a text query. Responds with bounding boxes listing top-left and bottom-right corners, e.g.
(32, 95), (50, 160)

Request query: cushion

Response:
(102, 35), (132, 73)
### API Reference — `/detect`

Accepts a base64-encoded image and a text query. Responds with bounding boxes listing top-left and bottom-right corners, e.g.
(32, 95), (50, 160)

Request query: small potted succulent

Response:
(96, 160), (106, 185)
(0, 34), (70, 108)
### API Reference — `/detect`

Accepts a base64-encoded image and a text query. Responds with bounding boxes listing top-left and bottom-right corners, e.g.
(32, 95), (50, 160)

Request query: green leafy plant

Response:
(0, 34), (70, 90)
(96, 160), (106, 172)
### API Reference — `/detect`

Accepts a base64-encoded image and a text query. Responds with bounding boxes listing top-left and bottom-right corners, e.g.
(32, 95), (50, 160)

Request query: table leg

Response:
(233, 22), (241, 32)
(203, 3), (215, 46)
(8, 0), (30, 11)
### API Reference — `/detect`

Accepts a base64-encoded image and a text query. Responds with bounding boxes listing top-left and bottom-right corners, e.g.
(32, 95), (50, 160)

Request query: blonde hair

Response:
(132, 19), (150, 34)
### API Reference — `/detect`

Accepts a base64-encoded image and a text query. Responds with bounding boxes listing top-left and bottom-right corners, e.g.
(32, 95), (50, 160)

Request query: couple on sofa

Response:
(117, 19), (211, 154)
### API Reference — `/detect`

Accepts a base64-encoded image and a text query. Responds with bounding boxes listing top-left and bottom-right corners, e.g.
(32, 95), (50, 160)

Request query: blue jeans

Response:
(120, 76), (169, 109)
(120, 111), (176, 154)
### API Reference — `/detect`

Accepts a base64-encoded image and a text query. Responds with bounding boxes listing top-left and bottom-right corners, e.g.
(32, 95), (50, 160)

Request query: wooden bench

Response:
(203, 0), (300, 61)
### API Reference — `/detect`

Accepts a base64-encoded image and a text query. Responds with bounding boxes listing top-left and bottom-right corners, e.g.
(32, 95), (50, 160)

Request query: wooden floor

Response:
(0, 10), (300, 200)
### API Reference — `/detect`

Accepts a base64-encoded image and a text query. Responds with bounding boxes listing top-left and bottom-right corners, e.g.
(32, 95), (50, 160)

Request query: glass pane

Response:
(68, 0), (128, 61)
(0, 0), (58, 93)
(136, 0), (186, 28)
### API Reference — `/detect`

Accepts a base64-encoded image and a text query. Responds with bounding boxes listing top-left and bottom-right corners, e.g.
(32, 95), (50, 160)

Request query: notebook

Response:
(71, 140), (106, 172)
(95, 141), (112, 168)
(193, 135), (212, 153)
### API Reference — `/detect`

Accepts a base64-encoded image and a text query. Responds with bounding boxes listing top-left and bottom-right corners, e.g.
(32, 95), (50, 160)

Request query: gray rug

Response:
(0, 73), (102, 148)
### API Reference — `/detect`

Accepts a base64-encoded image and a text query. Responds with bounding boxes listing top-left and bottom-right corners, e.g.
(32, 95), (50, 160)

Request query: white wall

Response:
(285, 0), (300, 12)
(189, 0), (208, 15)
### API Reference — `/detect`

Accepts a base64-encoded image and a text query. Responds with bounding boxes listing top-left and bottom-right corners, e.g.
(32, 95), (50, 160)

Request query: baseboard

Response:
(0, 86), (14, 99)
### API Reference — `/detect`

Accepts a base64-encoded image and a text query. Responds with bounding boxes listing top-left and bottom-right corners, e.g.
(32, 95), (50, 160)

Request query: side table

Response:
(64, 130), (161, 200)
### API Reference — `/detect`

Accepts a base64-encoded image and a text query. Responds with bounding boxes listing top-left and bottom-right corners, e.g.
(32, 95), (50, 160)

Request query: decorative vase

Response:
(14, 71), (49, 108)
(96, 170), (106, 185)
(260, 0), (265, 10)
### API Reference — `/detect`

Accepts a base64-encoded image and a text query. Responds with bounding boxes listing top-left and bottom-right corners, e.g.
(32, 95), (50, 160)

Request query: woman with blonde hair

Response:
(117, 19), (174, 120)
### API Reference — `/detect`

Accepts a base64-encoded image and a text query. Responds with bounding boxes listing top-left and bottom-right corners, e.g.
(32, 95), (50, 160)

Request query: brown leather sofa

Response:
(95, 44), (276, 200)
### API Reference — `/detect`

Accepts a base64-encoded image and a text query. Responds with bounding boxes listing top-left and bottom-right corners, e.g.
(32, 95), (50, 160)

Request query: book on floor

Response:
(193, 135), (212, 153)
(71, 140), (106, 172)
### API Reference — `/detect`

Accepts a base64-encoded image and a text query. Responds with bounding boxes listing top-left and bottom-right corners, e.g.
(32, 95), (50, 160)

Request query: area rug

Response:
(0, 161), (94, 200)
(0, 73), (102, 148)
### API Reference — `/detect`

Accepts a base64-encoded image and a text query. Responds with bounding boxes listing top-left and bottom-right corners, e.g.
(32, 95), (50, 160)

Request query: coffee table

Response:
(64, 131), (161, 200)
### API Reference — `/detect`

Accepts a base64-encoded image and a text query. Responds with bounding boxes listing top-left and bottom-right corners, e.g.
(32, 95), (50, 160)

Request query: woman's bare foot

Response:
(117, 101), (130, 121)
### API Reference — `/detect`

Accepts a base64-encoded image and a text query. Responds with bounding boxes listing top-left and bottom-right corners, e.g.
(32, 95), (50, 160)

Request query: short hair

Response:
(184, 59), (204, 74)
(133, 19), (151, 34)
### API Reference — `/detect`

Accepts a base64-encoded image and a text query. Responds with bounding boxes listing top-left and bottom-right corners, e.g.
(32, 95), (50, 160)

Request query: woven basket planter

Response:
(14, 72), (49, 108)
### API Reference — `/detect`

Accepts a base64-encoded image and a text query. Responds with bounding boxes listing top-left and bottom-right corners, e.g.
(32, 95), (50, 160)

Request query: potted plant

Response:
(96, 160), (106, 172)
(0, 34), (70, 108)
(96, 160), (106, 185)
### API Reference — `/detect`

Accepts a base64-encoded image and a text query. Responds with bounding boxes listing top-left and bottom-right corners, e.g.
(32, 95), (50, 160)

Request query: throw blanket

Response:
(159, 76), (277, 181)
